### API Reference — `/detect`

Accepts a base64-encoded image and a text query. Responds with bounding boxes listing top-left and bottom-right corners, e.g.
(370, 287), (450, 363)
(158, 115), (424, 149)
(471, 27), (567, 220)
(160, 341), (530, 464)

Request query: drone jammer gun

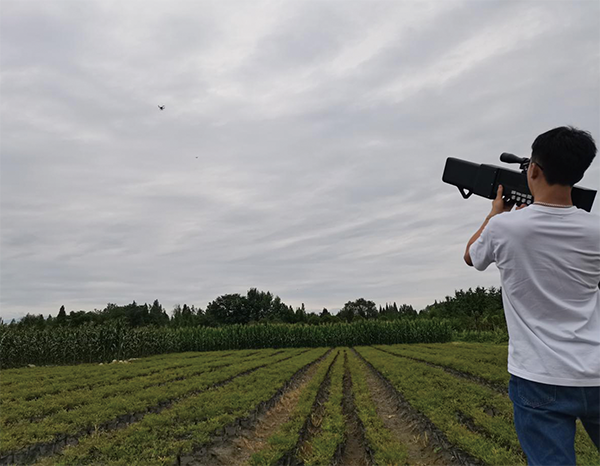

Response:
(442, 153), (597, 212)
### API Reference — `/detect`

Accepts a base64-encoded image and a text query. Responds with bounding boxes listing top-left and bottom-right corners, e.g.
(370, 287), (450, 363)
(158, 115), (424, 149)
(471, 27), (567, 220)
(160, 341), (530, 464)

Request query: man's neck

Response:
(533, 184), (573, 206)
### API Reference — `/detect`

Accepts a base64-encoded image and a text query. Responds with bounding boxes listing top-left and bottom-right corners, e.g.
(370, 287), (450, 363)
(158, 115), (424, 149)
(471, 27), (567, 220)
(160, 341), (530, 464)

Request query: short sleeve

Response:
(469, 218), (496, 271)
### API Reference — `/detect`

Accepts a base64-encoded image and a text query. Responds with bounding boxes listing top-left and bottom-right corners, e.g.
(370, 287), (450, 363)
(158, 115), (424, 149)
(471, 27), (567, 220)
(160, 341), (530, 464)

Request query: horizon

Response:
(3, 283), (499, 323)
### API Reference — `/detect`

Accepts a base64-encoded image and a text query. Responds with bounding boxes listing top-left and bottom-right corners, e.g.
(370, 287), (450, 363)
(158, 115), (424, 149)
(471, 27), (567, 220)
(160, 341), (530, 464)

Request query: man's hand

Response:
(489, 185), (515, 218)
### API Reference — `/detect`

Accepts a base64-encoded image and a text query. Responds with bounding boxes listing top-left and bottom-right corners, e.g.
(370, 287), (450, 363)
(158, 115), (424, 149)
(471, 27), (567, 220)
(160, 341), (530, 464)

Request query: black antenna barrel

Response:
(500, 152), (527, 164)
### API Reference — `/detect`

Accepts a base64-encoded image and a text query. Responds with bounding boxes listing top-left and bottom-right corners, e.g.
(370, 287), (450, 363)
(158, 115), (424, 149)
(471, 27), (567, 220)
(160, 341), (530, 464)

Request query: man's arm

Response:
(464, 215), (495, 266)
(464, 185), (517, 266)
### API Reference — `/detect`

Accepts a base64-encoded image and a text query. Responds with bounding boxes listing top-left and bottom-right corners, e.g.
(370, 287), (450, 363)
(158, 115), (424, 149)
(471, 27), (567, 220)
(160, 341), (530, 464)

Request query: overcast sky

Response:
(1, 0), (599, 321)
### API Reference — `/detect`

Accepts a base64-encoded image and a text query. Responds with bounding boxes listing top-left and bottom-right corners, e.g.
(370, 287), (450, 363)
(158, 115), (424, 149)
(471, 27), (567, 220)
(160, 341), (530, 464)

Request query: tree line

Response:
(3, 286), (506, 332)
(419, 286), (504, 331)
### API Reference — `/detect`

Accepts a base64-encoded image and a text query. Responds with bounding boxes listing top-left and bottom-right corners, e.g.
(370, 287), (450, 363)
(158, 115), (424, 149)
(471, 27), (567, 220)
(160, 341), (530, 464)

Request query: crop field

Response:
(1, 344), (598, 466)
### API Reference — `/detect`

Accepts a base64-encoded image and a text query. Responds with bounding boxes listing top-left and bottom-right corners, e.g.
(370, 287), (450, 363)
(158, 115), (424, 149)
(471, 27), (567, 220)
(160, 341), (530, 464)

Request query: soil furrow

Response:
(372, 346), (507, 395)
(7, 352), (281, 422)
(338, 351), (370, 466)
(8, 361), (255, 427)
(1, 350), (310, 466)
(352, 348), (484, 466)
(0, 351), (237, 388)
(3, 350), (264, 406)
(454, 410), (525, 462)
(183, 349), (333, 466)
(293, 353), (337, 466)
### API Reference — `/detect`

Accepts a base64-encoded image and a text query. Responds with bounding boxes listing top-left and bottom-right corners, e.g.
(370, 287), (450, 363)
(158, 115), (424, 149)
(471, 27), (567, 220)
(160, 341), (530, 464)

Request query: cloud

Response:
(1, 0), (598, 321)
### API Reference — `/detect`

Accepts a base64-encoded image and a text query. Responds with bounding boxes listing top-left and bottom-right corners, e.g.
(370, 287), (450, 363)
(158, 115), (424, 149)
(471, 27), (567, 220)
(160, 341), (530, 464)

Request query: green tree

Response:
(318, 308), (335, 324)
(418, 287), (504, 331)
(56, 305), (67, 326)
(205, 294), (249, 325)
(246, 288), (273, 322)
(149, 299), (169, 326)
(398, 304), (417, 317)
(269, 296), (295, 323)
(294, 303), (307, 323)
(181, 304), (194, 326)
(19, 313), (46, 328)
(339, 298), (378, 322)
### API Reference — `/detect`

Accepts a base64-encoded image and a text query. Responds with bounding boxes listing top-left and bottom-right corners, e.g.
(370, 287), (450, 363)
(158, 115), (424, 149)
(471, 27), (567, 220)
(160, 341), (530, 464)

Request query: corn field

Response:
(0, 320), (451, 368)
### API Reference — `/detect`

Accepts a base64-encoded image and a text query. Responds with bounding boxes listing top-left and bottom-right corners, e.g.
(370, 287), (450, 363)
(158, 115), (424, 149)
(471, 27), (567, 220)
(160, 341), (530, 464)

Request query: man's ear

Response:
(530, 163), (542, 180)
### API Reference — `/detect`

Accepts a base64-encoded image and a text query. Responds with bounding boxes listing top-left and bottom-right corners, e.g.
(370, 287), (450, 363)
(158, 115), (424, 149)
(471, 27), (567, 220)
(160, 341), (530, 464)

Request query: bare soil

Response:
(355, 349), (464, 466)
(338, 352), (370, 466)
(296, 357), (333, 463)
(192, 353), (329, 466)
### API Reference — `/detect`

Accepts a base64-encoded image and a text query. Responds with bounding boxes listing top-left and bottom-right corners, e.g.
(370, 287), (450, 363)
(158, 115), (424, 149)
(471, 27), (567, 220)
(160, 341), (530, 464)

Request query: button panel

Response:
(509, 189), (533, 205)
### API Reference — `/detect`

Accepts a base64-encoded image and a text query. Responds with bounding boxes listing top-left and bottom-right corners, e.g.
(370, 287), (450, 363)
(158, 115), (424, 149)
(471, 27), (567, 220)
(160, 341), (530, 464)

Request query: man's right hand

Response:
(489, 185), (515, 218)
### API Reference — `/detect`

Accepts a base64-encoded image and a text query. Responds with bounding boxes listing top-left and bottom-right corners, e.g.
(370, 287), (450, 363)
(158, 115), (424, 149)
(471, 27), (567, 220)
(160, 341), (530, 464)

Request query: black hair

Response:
(531, 126), (597, 186)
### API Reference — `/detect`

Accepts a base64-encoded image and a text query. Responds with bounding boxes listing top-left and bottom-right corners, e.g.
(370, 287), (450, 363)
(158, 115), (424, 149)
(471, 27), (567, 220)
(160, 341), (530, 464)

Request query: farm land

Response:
(1, 344), (599, 466)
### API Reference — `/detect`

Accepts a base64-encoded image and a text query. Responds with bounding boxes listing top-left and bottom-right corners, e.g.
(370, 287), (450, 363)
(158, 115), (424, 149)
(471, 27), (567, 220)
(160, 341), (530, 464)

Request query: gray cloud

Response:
(1, 0), (598, 321)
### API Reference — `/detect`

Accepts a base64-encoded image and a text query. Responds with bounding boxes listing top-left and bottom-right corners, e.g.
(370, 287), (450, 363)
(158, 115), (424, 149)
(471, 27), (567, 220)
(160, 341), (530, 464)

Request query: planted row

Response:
(35, 348), (329, 466)
(359, 346), (522, 464)
(346, 350), (408, 465)
(358, 346), (600, 466)
(0, 349), (231, 388)
(249, 350), (340, 465)
(375, 344), (510, 388)
(416, 342), (509, 366)
(299, 349), (346, 466)
(1, 348), (305, 457)
(1, 349), (278, 425)
(1, 350), (259, 406)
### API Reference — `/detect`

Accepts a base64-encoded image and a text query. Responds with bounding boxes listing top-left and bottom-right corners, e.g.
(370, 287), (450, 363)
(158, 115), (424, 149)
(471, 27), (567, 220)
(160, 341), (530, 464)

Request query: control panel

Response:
(506, 188), (533, 206)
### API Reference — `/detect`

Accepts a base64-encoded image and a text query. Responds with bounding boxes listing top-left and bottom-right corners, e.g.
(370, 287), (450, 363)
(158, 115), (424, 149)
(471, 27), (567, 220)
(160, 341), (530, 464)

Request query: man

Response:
(464, 126), (600, 465)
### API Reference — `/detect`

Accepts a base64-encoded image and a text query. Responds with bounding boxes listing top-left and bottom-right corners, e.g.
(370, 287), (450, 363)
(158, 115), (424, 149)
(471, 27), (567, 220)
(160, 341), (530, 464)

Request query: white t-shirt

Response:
(469, 204), (600, 387)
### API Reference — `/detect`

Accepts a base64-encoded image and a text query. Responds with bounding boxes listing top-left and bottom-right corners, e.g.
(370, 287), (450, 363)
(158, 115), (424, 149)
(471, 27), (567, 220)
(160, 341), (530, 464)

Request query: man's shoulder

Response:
(489, 208), (530, 226)
(574, 209), (600, 225)
(489, 206), (600, 234)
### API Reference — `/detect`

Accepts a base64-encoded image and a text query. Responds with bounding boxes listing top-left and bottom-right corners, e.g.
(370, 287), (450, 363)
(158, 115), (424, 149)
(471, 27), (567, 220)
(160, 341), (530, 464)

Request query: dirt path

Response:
(192, 353), (331, 466)
(296, 354), (334, 463)
(357, 350), (459, 466)
(339, 352), (369, 466)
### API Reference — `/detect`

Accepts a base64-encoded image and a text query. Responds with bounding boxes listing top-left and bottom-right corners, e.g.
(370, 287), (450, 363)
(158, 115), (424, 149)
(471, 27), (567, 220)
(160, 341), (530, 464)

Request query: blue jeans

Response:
(509, 375), (600, 466)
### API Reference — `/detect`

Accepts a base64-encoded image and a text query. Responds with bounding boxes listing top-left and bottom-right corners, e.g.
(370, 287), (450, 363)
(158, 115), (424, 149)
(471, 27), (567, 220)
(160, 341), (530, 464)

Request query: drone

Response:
(158, 105), (165, 110)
